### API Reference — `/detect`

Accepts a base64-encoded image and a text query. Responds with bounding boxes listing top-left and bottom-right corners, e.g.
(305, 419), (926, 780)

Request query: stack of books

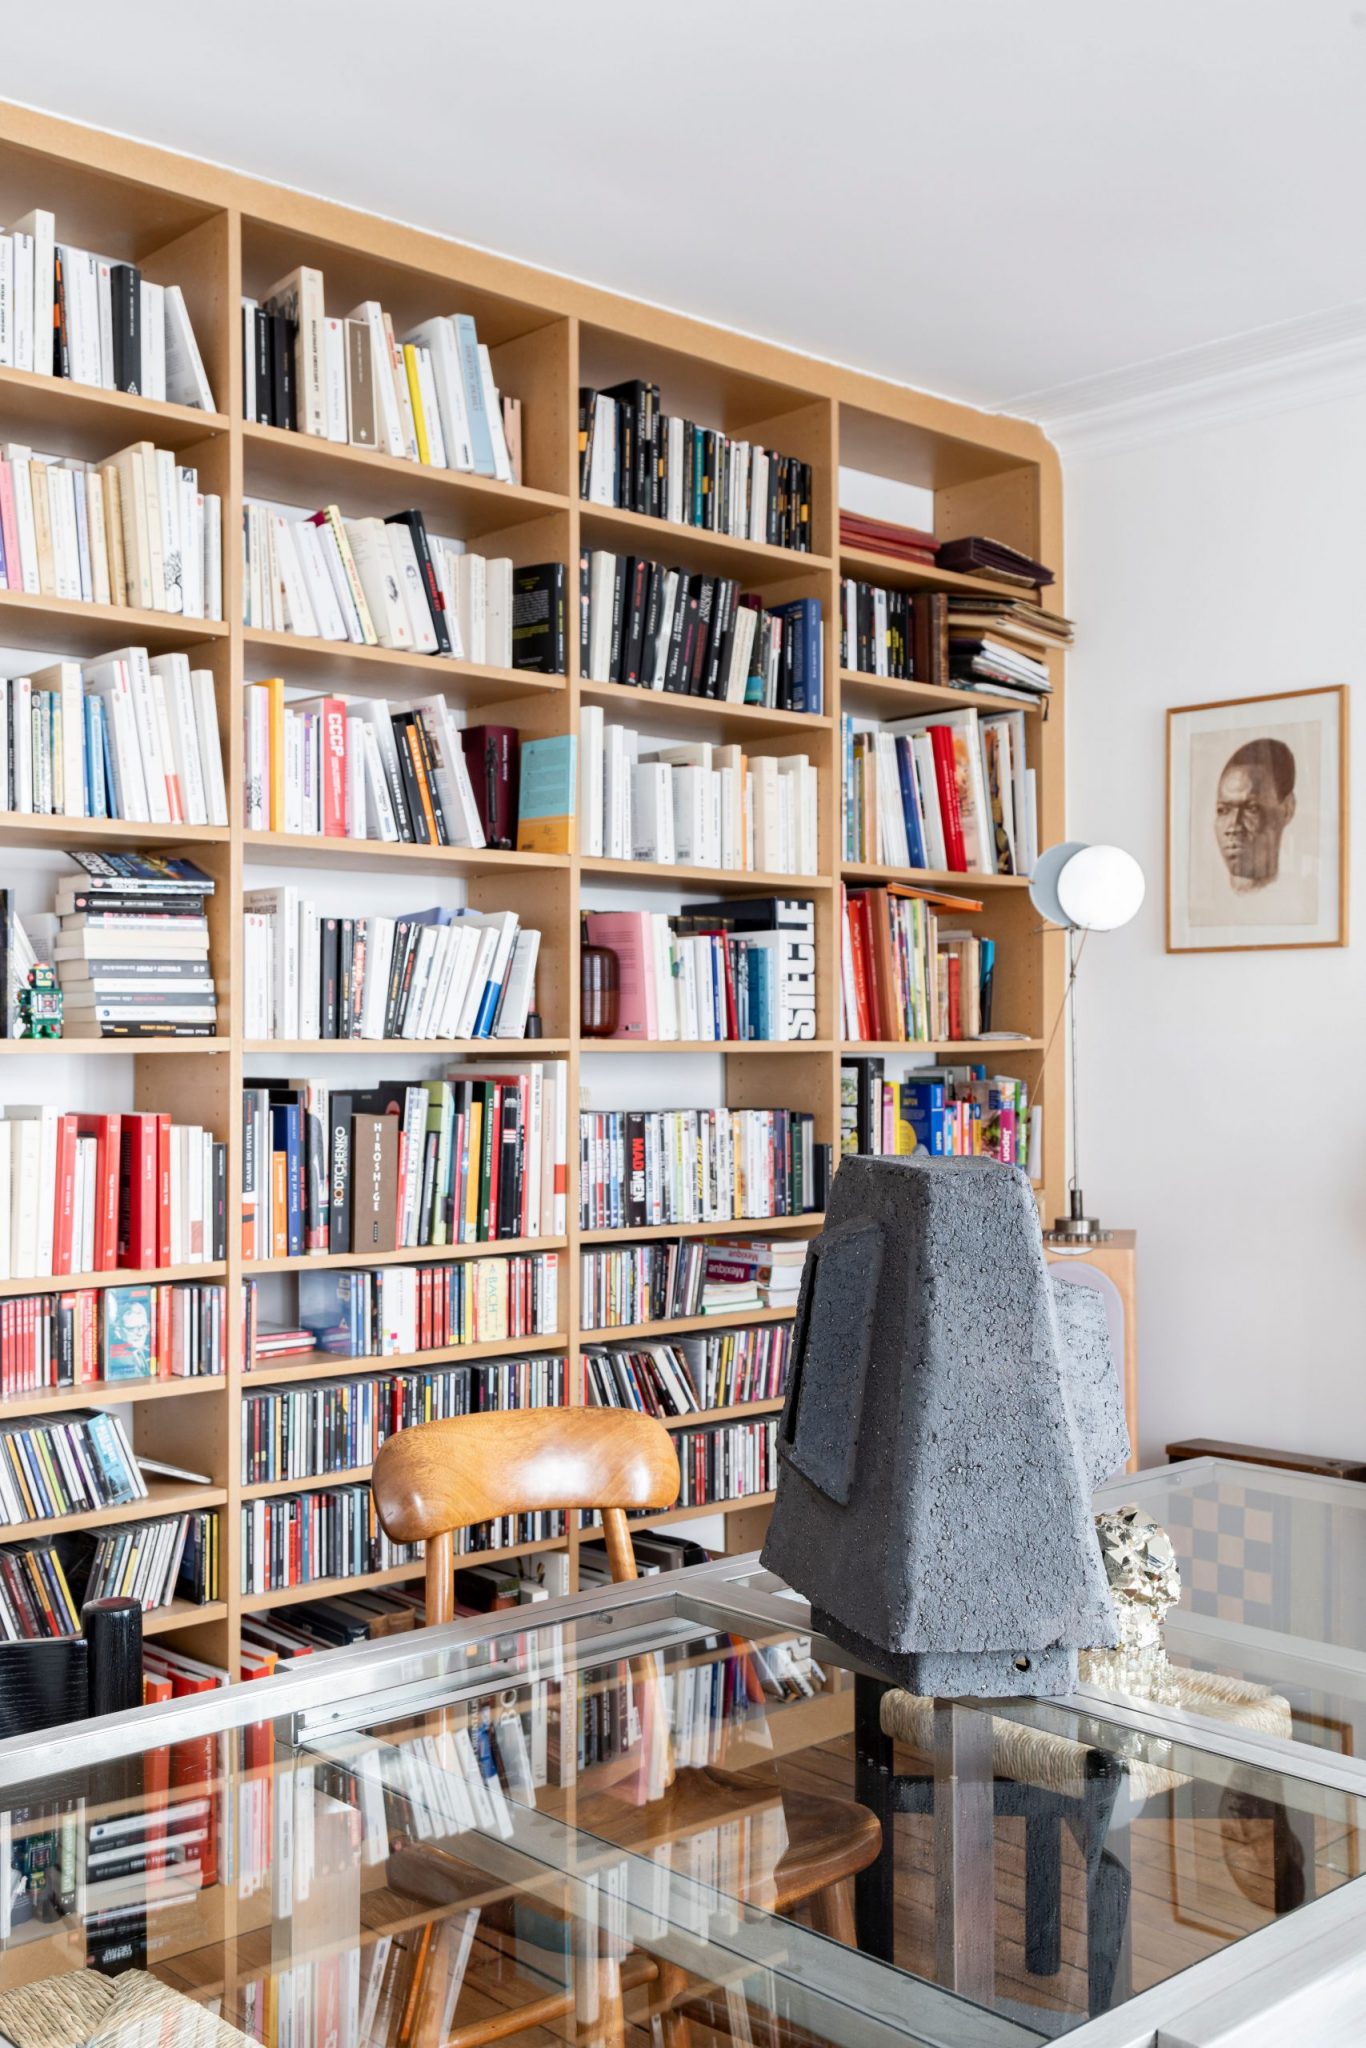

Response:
(702, 1237), (807, 1311)
(579, 710), (819, 874)
(841, 882), (996, 1042)
(841, 1056), (1030, 1167)
(241, 1063), (568, 1263)
(241, 1354), (567, 1484)
(241, 892), (540, 1043)
(0, 1407), (147, 1525)
(0, 1281), (225, 1396)
(244, 1251), (560, 1367)
(52, 852), (217, 1039)
(842, 706), (1036, 877)
(583, 900), (814, 1043)
(0, 209), (215, 405)
(579, 1106), (828, 1230)
(946, 591), (1070, 702)
(936, 536), (1054, 587)
(580, 383), (811, 550)
(581, 550), (822, 710)
(0, 440), (222, 617)
(0, 649), (228, 824)
(668, 1417), (778, 1508)
(0, 1099), (227, 1276)
(839, 509), (938, 565)
(583, 1323), (791, 1417)
(241, 498), (564, 670)
(242, 274), (520, 482)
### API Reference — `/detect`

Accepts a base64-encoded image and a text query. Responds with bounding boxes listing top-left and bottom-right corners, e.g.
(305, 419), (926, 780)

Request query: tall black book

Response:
(109, 264), (142, 394)
(510, 562), (567, 675)
(385, 510), (452, 655)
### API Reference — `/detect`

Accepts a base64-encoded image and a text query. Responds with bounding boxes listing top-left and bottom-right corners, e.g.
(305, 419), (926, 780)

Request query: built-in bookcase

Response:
(0, 101), (1064, 1677)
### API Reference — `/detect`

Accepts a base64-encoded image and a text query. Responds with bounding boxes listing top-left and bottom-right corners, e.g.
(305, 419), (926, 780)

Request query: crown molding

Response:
(996, 303), (1366, 459)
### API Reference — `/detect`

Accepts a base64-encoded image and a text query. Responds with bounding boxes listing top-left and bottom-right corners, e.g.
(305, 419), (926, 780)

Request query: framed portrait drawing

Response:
(1167, 686), (1348, 953)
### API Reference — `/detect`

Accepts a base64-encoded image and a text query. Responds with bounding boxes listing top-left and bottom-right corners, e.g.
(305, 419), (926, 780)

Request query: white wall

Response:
(1066, 393), (1366, 1465)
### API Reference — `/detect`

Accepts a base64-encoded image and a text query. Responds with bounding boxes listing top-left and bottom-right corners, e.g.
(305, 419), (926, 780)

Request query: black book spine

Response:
(270, 314), (297, 432)
(663, 578), (692, 691)
(649, 384), (663, 519)
(109, 264), (142, 395)
(621, 557), (648, 688)
(607, 557), (626, 685)
(688, 578), (715, 696)
(252, 310), (272, 425)
(385, 510), (452, 655)
(320, 919), (340, 1038)
(639, 565), (663, 689)
(577, 388), (595, 499)
(411, 713), (450, 845)
(328, 1094), (354, 1254)
(338, 920), (354, 1038)
(705, 579), (736, 699)
(52, 250), (70, 380)
(212, 1142), (227, 1261)
(578, 548), (591, 676)
(392, 715), (431, 844)
(384, 924), (412, 1039)
(625, 1111), (646, 1229)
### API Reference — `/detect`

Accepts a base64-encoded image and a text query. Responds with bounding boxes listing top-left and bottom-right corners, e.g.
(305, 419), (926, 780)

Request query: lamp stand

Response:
(1044, 925), (1112, 1247)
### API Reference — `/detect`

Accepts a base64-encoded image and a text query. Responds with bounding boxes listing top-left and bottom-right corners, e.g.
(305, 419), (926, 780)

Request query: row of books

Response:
(579, 1107), (828, 1231)
(0, 210), (214, 405)
(239, 1485), (564, 1594)
(0, 1507), (219, 1639)
(242, 892), (540, 1044)
(585, 899), (815, 1043)
(842, 706), (1036, 877)
(0, 1407), (147, 1526)
(840, 579), (1065, 704)
(583, 1322), (791, 1417)
(0, 440), (222, 617)
(579, 710), (819, 874)
(0, 1099), (226, 1281)
(241, 1355), (568, 1485)
(581, 549), (823, 710)
(241, 496), (561, 670)
(243, 689), (574, 859)
(245, 1252), (561, 1367)
(51, 851), (218, 1038)
(579, 383), (812, 550)
(669, 1417), (778, 1509)
(579, 1234), (805, 1330)
(840, 1056), (1032, 1166)
(0, 650), (228, 824)
(841, 881), (999, 1043)
(0, 1283), (225, 1399)
(244, 278), (519, 482)
(242, 1064), (569, 1262)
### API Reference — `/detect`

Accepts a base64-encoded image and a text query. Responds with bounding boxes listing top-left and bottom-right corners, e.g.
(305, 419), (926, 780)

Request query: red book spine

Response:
(91, 1115), (120, 1271)
(929, 725), (967, 871)
(486, 1084), (502, 1243)
(50, 1114), (78, 1277)
(156, 1114), (173, 1267)
(319, 698), (347, 837)
(947, 955), (962, 1042)
(118, 1113), (159, 1269)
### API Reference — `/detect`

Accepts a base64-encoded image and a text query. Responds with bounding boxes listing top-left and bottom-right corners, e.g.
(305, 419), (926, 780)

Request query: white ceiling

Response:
(6, 0), (1364, 421)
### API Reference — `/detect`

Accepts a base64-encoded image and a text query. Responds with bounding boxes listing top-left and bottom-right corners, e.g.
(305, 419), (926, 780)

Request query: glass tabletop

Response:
(0, 1550), (1364, 2045)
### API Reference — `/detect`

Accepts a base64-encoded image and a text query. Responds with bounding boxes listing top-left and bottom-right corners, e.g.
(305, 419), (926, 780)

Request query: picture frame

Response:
(1166, 686), (1349, 953)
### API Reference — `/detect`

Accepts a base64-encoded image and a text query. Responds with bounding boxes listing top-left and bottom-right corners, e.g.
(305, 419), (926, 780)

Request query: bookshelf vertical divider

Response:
(0, 104), (1066, 1681)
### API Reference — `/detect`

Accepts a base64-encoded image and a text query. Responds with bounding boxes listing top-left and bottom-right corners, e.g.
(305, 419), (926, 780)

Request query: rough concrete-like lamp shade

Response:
(760, 1153), (1129, 1698)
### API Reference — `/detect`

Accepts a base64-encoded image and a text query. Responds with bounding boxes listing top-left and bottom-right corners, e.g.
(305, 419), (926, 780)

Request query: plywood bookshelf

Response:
(0, 100), (1065, 1679)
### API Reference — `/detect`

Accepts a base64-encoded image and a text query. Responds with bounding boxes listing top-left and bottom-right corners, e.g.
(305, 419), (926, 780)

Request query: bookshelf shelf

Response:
(241, 830), (569, 877)
(0, 589), (228, 656)
(0, 1038), (231, 1055)
(582, 503), (831, 582)
(241, 419), (570, 532)
(839, 668), (1047, 721)
(0, 1479), (227, 1546)
(0, 363), (230, 452)
(240, 628), (568, 702)
(241, 1037), (570, 1057)
(0, 101), (1064, 1668)
(244, 1330), (568, 1386)
(580, 1216), (823, 1246)
(239, 1536), (565, 1613)
(579, 677), (830, 737)
(842, 1038), (1044, 1056)
(635, 1491), (777, 1528)
(659, 1399), (787, 1430)
(144, 1598), (228, 1636)
(579, 1308), (795, 1344)
(580, 856), (830, 893)
(841, 860), (1033, 890)
(0, 1376), (222, 1415)
(247, 1235), (566, 1276)
(579, 1039), (833, 1055)
(0, 1262), (225, 1300)
(0, 813), (231, 852)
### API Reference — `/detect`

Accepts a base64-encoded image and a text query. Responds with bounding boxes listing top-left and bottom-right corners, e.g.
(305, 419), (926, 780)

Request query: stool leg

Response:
(809, 1878), (858, 1947)
(1023, 1802), (1063, 1977)
(1273, 1801), (1312, 1914)
(1080, 1762), (1130, 2018)
(854, 1672), (895, 1962)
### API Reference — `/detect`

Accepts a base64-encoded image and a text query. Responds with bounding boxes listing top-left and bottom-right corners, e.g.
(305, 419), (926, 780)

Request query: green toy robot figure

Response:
(18, 962), (63, 1040)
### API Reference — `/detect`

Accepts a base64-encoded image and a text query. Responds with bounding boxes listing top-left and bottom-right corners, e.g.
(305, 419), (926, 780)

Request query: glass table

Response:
(0, 1460), (1362, 2046)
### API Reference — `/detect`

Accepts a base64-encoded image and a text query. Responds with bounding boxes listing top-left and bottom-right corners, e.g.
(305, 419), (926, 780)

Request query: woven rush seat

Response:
(0, 1968), (251, 2048)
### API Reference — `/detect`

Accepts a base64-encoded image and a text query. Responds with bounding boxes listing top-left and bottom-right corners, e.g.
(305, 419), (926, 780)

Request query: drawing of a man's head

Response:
(1215, 737), (1296, 890)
